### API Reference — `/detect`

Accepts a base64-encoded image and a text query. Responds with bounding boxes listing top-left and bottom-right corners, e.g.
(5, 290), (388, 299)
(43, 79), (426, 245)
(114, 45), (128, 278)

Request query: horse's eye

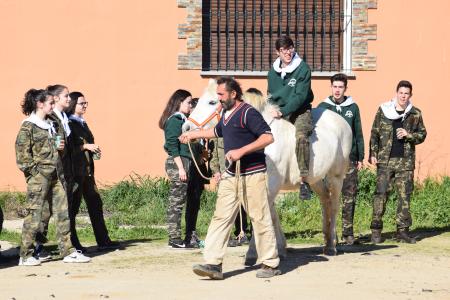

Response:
(209, 100), (217, 105)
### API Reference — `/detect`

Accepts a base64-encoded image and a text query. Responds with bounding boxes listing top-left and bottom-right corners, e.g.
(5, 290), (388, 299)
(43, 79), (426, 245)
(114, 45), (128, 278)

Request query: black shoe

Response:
(168, 238), (187, 249)
(299, 182), (312, 200)
(396, 228), (416, 244)
(185, 232), (201, 248)
(193, 263), (223, 280)
(34, 244), (52, 262)
(97, 241), (121, 251)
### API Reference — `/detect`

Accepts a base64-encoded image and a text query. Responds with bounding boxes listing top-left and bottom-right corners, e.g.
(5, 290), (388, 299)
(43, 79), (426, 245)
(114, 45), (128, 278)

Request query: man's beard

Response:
(220, 97), (235, 111)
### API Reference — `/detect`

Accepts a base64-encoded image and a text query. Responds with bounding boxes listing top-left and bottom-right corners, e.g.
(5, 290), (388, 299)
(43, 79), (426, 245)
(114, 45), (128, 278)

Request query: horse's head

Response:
(183, 79), (222, 132)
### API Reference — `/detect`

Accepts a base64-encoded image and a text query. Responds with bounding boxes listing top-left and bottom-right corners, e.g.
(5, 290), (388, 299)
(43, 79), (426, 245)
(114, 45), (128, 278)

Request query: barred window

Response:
(202, 0), (348, 74)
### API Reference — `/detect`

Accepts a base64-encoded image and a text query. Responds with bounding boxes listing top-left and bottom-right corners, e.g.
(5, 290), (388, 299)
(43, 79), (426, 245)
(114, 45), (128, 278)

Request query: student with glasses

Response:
(267, 35), (315, 200)
(66, 91), (120, 252)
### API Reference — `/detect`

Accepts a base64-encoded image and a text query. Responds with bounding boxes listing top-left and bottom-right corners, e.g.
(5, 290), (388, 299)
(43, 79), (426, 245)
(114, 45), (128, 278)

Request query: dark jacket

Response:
(68, 118), (96, 177)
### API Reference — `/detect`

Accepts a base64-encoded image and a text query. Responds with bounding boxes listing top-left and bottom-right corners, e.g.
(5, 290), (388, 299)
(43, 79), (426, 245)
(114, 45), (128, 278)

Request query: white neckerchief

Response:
(22, 112), (56, 137)
(273, 52), (302, 79)
(53, 108), (71, 136)
(323, 96), (354, 112)
(169, 112), (187, 122)
(69, 114), (86, 126)
(380, 98), (413, 121)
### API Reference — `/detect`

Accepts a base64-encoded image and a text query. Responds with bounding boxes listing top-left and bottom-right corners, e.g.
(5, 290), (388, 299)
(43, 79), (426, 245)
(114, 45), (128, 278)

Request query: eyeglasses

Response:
(279, 47), (294, 54)
(77, 102), (89, 106)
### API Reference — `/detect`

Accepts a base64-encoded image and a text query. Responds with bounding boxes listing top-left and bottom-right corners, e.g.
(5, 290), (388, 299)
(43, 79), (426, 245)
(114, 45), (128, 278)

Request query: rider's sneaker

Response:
(299, 182), (312, 200)
(63, 250), (91, 263)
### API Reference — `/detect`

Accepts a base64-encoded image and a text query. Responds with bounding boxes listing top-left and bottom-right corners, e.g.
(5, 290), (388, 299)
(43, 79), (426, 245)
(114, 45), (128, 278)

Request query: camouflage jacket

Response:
(15, 121), (64, 181)
(369, 106), (427, 170)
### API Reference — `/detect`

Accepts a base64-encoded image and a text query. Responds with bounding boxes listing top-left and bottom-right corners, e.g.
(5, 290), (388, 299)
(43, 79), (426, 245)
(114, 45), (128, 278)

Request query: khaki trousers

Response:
(204, 172), (279, 268)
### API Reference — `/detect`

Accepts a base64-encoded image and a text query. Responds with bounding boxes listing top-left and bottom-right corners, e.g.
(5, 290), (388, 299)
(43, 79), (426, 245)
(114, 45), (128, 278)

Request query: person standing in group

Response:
(369, 80), (427, 244)
(184, 97), (209, 248)
(34, 84), (77, 259)
(67, 91), (121, 252)
(317, 73), (365, 245)
(15, 89), (91, 266)
(180, 76), (280, 279)
(267, 35), (314, 200)
(159, 89), (194, 249)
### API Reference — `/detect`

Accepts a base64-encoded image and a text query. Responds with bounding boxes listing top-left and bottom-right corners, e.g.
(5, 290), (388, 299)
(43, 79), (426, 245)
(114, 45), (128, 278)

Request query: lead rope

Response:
(234, 160), (247, 243)
(187, 140), (246, 242)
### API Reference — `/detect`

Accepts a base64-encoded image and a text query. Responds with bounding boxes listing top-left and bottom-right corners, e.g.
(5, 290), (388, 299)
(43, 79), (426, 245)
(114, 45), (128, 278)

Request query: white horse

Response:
(185, 79), (352, 257)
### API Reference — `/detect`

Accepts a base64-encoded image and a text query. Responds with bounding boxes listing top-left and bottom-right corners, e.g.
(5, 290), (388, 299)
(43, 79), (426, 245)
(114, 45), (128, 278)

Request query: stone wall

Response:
(177, 0), (377, 71)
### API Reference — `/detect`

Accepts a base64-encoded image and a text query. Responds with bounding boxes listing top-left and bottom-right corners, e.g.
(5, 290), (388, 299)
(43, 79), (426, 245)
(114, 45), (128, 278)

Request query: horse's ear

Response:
(206, 78), (217, 94)
(208, 78), (216, 85)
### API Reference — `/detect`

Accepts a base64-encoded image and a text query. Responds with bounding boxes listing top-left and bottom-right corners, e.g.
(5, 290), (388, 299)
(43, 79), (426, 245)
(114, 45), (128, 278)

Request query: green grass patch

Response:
(1, 170), (449, 246)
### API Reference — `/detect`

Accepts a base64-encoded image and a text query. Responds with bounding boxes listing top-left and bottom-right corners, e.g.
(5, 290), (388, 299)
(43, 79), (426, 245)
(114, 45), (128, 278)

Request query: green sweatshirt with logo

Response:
(318, 96), (365, 162)
(268, 59), (314, 120)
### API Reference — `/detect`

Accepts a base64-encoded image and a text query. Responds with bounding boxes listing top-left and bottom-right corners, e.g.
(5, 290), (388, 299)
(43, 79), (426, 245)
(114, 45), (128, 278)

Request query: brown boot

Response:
(396, 228), (416, 244)
(371, 229), (383, 244)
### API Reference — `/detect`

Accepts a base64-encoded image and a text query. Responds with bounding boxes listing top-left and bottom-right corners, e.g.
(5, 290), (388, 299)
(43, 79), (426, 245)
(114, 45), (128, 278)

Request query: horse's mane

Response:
(243, 91), (279, 119)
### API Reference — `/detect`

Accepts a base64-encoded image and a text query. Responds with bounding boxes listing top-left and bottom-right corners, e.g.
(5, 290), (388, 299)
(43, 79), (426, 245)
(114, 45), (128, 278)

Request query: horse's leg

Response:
(245, 172), (284, 265)
(323, 175), (344, 256)
(311, 180), (333, 253)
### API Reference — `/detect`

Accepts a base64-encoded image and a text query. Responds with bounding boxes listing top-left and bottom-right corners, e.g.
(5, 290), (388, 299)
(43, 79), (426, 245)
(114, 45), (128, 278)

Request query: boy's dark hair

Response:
(216, 76), (243, 100)
(330, 73), (348, 88)
(396, 80), (413, 92)
(246, 87), (263, 96)
(67, 91), (85, 115)
(275, 35), (294, 51)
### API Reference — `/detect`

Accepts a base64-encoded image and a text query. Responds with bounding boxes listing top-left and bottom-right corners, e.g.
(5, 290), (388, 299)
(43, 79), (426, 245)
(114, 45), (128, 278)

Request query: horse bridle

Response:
(187, 104), (222, 130)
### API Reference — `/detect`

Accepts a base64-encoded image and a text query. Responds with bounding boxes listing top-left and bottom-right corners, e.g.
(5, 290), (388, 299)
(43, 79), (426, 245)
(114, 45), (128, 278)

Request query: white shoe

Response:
(63, 250), (91, 263)
(18, 256), (41, 266)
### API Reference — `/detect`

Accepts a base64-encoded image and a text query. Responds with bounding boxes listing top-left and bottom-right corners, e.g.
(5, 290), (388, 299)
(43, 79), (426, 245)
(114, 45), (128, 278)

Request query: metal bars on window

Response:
(202, 0), (343, 72)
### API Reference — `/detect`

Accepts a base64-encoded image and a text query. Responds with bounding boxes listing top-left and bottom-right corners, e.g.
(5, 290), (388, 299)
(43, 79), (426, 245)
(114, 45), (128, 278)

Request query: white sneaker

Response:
(18, 256), (41, 266)
(63, 250), (91, 263)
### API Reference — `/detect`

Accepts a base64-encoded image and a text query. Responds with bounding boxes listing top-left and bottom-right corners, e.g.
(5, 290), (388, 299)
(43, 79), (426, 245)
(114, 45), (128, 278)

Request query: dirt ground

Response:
(1, 229), (449, 300)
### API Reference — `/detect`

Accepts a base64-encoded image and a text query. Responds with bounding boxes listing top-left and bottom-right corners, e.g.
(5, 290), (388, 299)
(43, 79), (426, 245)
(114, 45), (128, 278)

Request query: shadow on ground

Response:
(0, 238), (156, 269)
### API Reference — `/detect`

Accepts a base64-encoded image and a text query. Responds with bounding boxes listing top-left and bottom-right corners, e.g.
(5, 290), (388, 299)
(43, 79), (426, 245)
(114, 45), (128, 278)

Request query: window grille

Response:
(202, 0), (344, 73)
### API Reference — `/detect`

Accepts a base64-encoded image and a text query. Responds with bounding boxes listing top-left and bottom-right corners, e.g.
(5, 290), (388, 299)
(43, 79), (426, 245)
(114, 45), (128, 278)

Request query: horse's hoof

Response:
(323, 247), (337, 256)
(244, 256), (257, 266)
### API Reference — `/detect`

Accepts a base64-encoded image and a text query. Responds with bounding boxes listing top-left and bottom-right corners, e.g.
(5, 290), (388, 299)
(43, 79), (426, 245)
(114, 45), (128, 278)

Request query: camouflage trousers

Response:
(370, 158), (414, 230)
(35, 179), (73, 245)
(293, 109), (313, 177)
(341, 161), (359, 237)
(20, 173), (72, 258)
(165, 156), (192, 240)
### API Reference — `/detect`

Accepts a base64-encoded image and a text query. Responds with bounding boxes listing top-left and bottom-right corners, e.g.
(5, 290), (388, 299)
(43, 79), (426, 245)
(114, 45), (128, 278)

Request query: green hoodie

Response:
(318, 96), (365, 162)
(268, 54), (314, 120)
(163, 113), (191, 159)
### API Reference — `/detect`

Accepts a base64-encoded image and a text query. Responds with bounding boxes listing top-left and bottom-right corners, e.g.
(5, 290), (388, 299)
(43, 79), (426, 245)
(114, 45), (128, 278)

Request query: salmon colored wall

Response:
(1, 1), (449, 191)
